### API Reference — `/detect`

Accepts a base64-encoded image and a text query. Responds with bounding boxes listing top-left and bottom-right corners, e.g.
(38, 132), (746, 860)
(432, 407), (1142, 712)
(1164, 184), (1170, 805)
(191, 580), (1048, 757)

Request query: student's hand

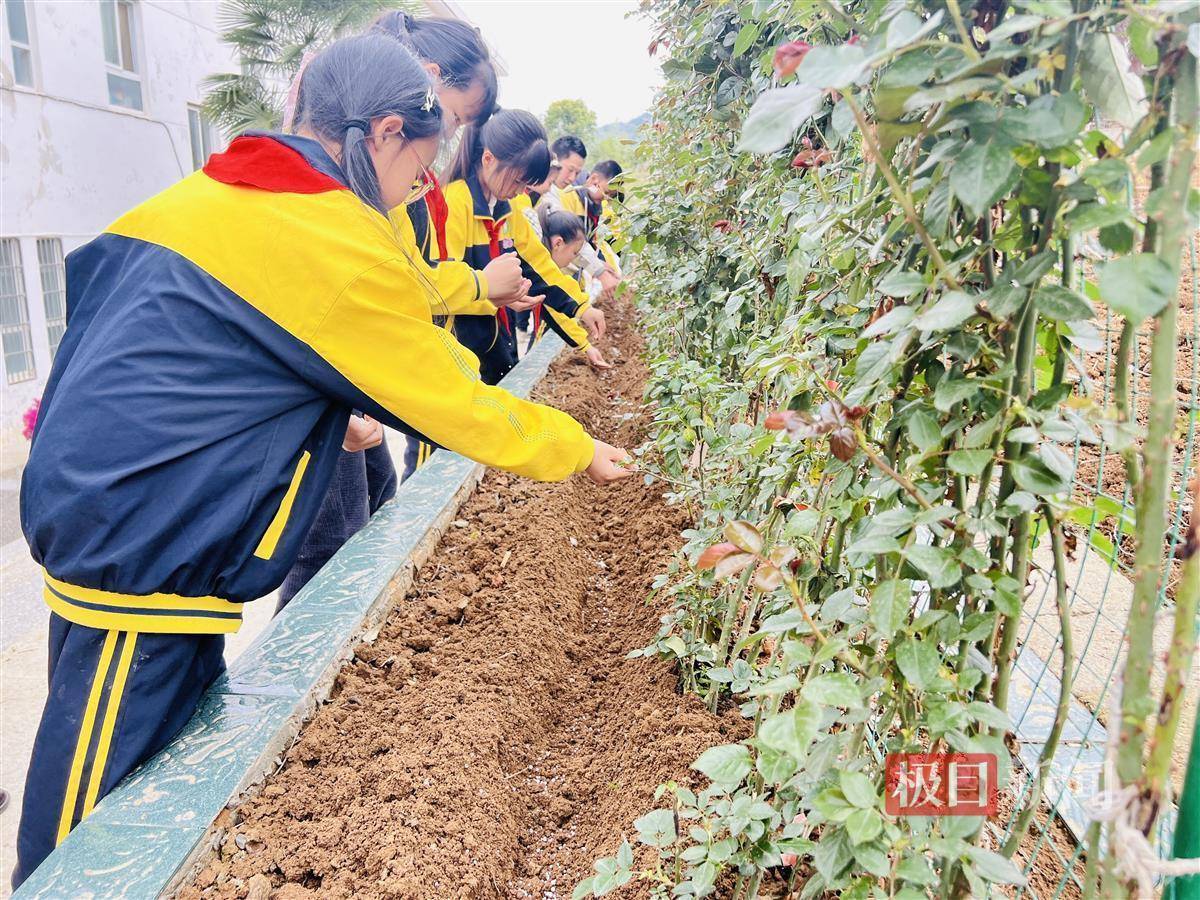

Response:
(483, 254), (524, 299)
(343, 415), (384, 452)
(503, 293), (543, 313)
(580, 306), (606, 342)
(585, 440), (633, 484)
(585, 346), (612, 370)
(598, 270), (620, 303)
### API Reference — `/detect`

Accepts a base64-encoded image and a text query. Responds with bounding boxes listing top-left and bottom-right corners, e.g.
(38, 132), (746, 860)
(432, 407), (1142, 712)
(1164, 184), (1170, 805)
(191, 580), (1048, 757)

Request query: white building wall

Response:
(0, 0), (238, 453)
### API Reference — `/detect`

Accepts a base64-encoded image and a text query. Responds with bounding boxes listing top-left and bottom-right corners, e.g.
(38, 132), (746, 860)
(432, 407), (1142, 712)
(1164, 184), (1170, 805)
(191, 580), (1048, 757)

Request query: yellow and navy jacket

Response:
(442, 175), (591, 352)
(394, 178), (495, 317)
(391, 204), (495, 317)
(20, 134), (595, 635)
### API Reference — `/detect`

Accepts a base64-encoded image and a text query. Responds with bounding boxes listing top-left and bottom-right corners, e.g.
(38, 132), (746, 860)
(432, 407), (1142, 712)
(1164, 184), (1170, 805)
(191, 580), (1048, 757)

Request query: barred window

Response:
(0, 239), (36, 383)
(37, 238), (66, 359)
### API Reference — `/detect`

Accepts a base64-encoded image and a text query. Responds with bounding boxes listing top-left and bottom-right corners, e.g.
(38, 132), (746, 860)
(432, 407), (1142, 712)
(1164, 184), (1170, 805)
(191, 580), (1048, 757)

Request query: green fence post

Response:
(1169, 717), (1200, 900)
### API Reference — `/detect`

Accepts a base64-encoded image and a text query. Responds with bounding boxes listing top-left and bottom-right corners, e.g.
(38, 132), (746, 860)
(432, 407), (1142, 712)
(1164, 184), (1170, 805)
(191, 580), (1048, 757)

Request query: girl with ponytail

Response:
(15, 35), (632, 882)
(281, 13), (530, 604)
(438, 110), (609, 387)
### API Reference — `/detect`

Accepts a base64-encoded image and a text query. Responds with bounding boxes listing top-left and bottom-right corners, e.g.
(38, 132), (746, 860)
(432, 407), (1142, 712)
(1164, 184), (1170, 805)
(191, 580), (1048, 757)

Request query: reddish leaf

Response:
(724, 520), (764, 554)
(791, 148), (833, 169)
(712, 219), (732, 232)
(714, 551), (755, 581)
(753, 562), (783, 592)
(696, 541), (739, 571)
(773, 40), (812, 77)
(829, 426), (858, 462)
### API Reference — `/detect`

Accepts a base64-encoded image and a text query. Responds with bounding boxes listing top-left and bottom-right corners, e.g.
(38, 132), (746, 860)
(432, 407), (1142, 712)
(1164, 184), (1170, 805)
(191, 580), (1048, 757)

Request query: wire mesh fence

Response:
(1000, 234), (1199, 898)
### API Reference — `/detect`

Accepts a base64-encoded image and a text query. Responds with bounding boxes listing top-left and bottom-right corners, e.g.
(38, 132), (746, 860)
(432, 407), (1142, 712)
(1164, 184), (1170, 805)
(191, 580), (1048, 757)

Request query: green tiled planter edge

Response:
(15, 334), (567, 900)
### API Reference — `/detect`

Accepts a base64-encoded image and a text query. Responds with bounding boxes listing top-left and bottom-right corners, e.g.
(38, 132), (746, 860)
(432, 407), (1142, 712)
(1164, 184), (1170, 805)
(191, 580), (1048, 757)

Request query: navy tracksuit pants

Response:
(277, 439), (397, 611)
(13, 615), (225, 888)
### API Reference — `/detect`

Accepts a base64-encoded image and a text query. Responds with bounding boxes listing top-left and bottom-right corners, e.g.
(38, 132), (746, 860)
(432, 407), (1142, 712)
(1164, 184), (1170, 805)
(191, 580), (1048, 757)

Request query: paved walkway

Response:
(0, 452), (277, 895)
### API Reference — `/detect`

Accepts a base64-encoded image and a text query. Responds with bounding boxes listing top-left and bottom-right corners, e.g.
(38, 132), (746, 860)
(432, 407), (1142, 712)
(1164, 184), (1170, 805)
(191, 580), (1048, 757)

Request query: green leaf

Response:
(1003, 92), (1087, 150)
(732, 21), (759, 58)
(691, 743), (751, 787)
(871, 579), (911, 638)
(951, 137), (1017, 219)
(839, 770), (878, 809)
(634, 809), (676, 847)
(1036, 284), (1095, 322)
(1065, 201), (1133, 233)
(914, 291), (977, 331)
(948, 449), (991, 476)
(895, 637), (940, 689)
(796, 44), (868, 89)
(758, 701), (820, 756)
(1098, 254), (1175, 323)
(934, 377), (980, 412)
(907, 409), (942, 455)
(907, 544), (961, 589)
(736, 85), (825, 154)
(1011, 453), (1069, 496)
(904, 77), (996, 112)
(845, 807), (883, 845)
(879, 270), (926, 297)
(965, 845), (1027, 885)
(862, 305), (916, 339)
(802, 672), (862, 708)
(1080, 31), (1148, 129)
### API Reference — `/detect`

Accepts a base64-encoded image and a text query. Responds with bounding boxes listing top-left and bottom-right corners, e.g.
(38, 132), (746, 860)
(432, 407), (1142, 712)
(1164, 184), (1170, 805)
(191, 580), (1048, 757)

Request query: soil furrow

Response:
(180, 297), (743, 900)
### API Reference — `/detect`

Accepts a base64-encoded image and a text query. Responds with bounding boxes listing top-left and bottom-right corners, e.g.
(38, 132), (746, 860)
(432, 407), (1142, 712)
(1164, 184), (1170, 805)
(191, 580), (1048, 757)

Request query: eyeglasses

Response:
(401, 141), (436, 206)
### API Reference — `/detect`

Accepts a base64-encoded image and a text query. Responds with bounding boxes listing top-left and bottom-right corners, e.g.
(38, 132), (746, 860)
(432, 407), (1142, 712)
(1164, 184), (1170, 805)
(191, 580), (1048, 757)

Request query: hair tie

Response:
(345, 119), (370, 134)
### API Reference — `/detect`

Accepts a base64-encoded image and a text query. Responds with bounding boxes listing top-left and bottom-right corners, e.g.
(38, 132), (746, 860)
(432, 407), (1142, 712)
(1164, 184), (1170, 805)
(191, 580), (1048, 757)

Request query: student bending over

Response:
(13, 33), (630, 888)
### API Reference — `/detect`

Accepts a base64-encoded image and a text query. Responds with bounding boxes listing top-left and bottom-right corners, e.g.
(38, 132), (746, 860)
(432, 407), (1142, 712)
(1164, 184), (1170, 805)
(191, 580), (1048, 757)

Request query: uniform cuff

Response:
(475, 270), (489, 301)
(574, 434), (596, 473)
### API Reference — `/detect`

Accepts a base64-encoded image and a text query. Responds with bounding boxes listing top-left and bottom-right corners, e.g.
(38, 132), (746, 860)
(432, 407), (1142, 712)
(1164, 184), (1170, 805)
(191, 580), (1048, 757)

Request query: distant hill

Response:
(595, 112), (650, 141)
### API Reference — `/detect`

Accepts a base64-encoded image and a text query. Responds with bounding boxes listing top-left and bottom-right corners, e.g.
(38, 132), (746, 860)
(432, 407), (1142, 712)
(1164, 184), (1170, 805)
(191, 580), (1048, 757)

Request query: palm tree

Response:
(202, 0), (411, 135)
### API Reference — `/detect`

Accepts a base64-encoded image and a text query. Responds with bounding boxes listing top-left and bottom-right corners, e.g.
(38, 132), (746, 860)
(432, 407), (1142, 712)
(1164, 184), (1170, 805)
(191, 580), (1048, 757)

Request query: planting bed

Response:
(178, 298), (746, 900)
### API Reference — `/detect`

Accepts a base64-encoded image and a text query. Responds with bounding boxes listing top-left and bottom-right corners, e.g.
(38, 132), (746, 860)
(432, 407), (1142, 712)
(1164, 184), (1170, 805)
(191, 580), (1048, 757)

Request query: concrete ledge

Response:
(14, 334), (566, 899)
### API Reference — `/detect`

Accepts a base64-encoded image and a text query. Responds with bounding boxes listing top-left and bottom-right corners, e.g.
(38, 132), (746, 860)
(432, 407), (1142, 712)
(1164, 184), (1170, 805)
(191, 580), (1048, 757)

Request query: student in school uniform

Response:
(13, 34), (631, 887)
(279, 12), (536, 606)
(539, 137), (622, 303)
(439, 111), (608, 389)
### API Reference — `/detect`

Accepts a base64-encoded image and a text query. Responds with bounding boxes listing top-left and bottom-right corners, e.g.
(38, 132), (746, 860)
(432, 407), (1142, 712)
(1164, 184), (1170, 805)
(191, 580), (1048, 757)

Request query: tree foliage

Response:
(543, 97), (598, 144)
(578, 0), (1199, 897)
(202, 0), (403, 136)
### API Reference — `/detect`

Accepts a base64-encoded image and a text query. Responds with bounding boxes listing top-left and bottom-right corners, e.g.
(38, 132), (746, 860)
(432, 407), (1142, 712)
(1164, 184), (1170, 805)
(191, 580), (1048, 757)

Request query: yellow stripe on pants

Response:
(56, 630), (118, 844)
(81, 632), (138, 818)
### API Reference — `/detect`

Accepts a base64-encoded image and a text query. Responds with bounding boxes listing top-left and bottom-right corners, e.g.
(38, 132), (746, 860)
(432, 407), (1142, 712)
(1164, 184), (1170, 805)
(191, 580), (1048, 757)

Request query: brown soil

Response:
(178, 298), (747, 900)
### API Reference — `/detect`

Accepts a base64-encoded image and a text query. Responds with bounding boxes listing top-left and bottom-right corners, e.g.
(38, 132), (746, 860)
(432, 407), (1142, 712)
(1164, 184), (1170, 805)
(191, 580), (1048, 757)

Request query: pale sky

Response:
(454, 0), (663, 125)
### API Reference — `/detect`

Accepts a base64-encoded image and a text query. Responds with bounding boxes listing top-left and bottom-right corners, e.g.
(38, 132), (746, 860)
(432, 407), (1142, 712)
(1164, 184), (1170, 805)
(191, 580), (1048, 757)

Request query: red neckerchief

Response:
(424, 173), (449, 261)
(481, 218), (510, 333)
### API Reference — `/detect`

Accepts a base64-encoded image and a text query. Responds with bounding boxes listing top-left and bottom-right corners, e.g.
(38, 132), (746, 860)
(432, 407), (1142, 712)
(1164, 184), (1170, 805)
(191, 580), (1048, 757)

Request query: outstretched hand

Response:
(585, 346), (612, 370)
(585, 440), (634, 485)
(580, 306), (606, 342)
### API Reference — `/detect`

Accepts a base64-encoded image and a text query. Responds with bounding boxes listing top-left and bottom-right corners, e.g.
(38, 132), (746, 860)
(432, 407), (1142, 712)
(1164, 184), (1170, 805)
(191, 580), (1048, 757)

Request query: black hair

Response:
(551, 135), (587, 161)
(373, 11), (498, 124)
(298, 34), (442, 214)
(591, 159), (623, 180)
(444, 108), (551, 187)
(537, 205), (585, 251)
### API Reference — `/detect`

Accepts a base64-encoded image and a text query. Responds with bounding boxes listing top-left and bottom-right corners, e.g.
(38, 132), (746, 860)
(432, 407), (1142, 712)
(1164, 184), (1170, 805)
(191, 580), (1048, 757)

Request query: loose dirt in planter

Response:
(179, 298), (747, 900)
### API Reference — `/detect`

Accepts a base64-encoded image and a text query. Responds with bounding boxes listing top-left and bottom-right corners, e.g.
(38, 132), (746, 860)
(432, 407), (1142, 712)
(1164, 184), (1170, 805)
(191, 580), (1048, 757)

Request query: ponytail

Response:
(443, 109), (551, 187)
(298, 34), (442, 214)
(537, 206), (585, 251)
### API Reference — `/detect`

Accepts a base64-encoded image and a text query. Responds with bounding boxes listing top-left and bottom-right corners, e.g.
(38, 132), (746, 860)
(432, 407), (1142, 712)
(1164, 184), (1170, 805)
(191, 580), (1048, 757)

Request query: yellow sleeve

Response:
(390, 205), (495, 317)
(429, 262), (496, 316)
(310, 258), (595, 481)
